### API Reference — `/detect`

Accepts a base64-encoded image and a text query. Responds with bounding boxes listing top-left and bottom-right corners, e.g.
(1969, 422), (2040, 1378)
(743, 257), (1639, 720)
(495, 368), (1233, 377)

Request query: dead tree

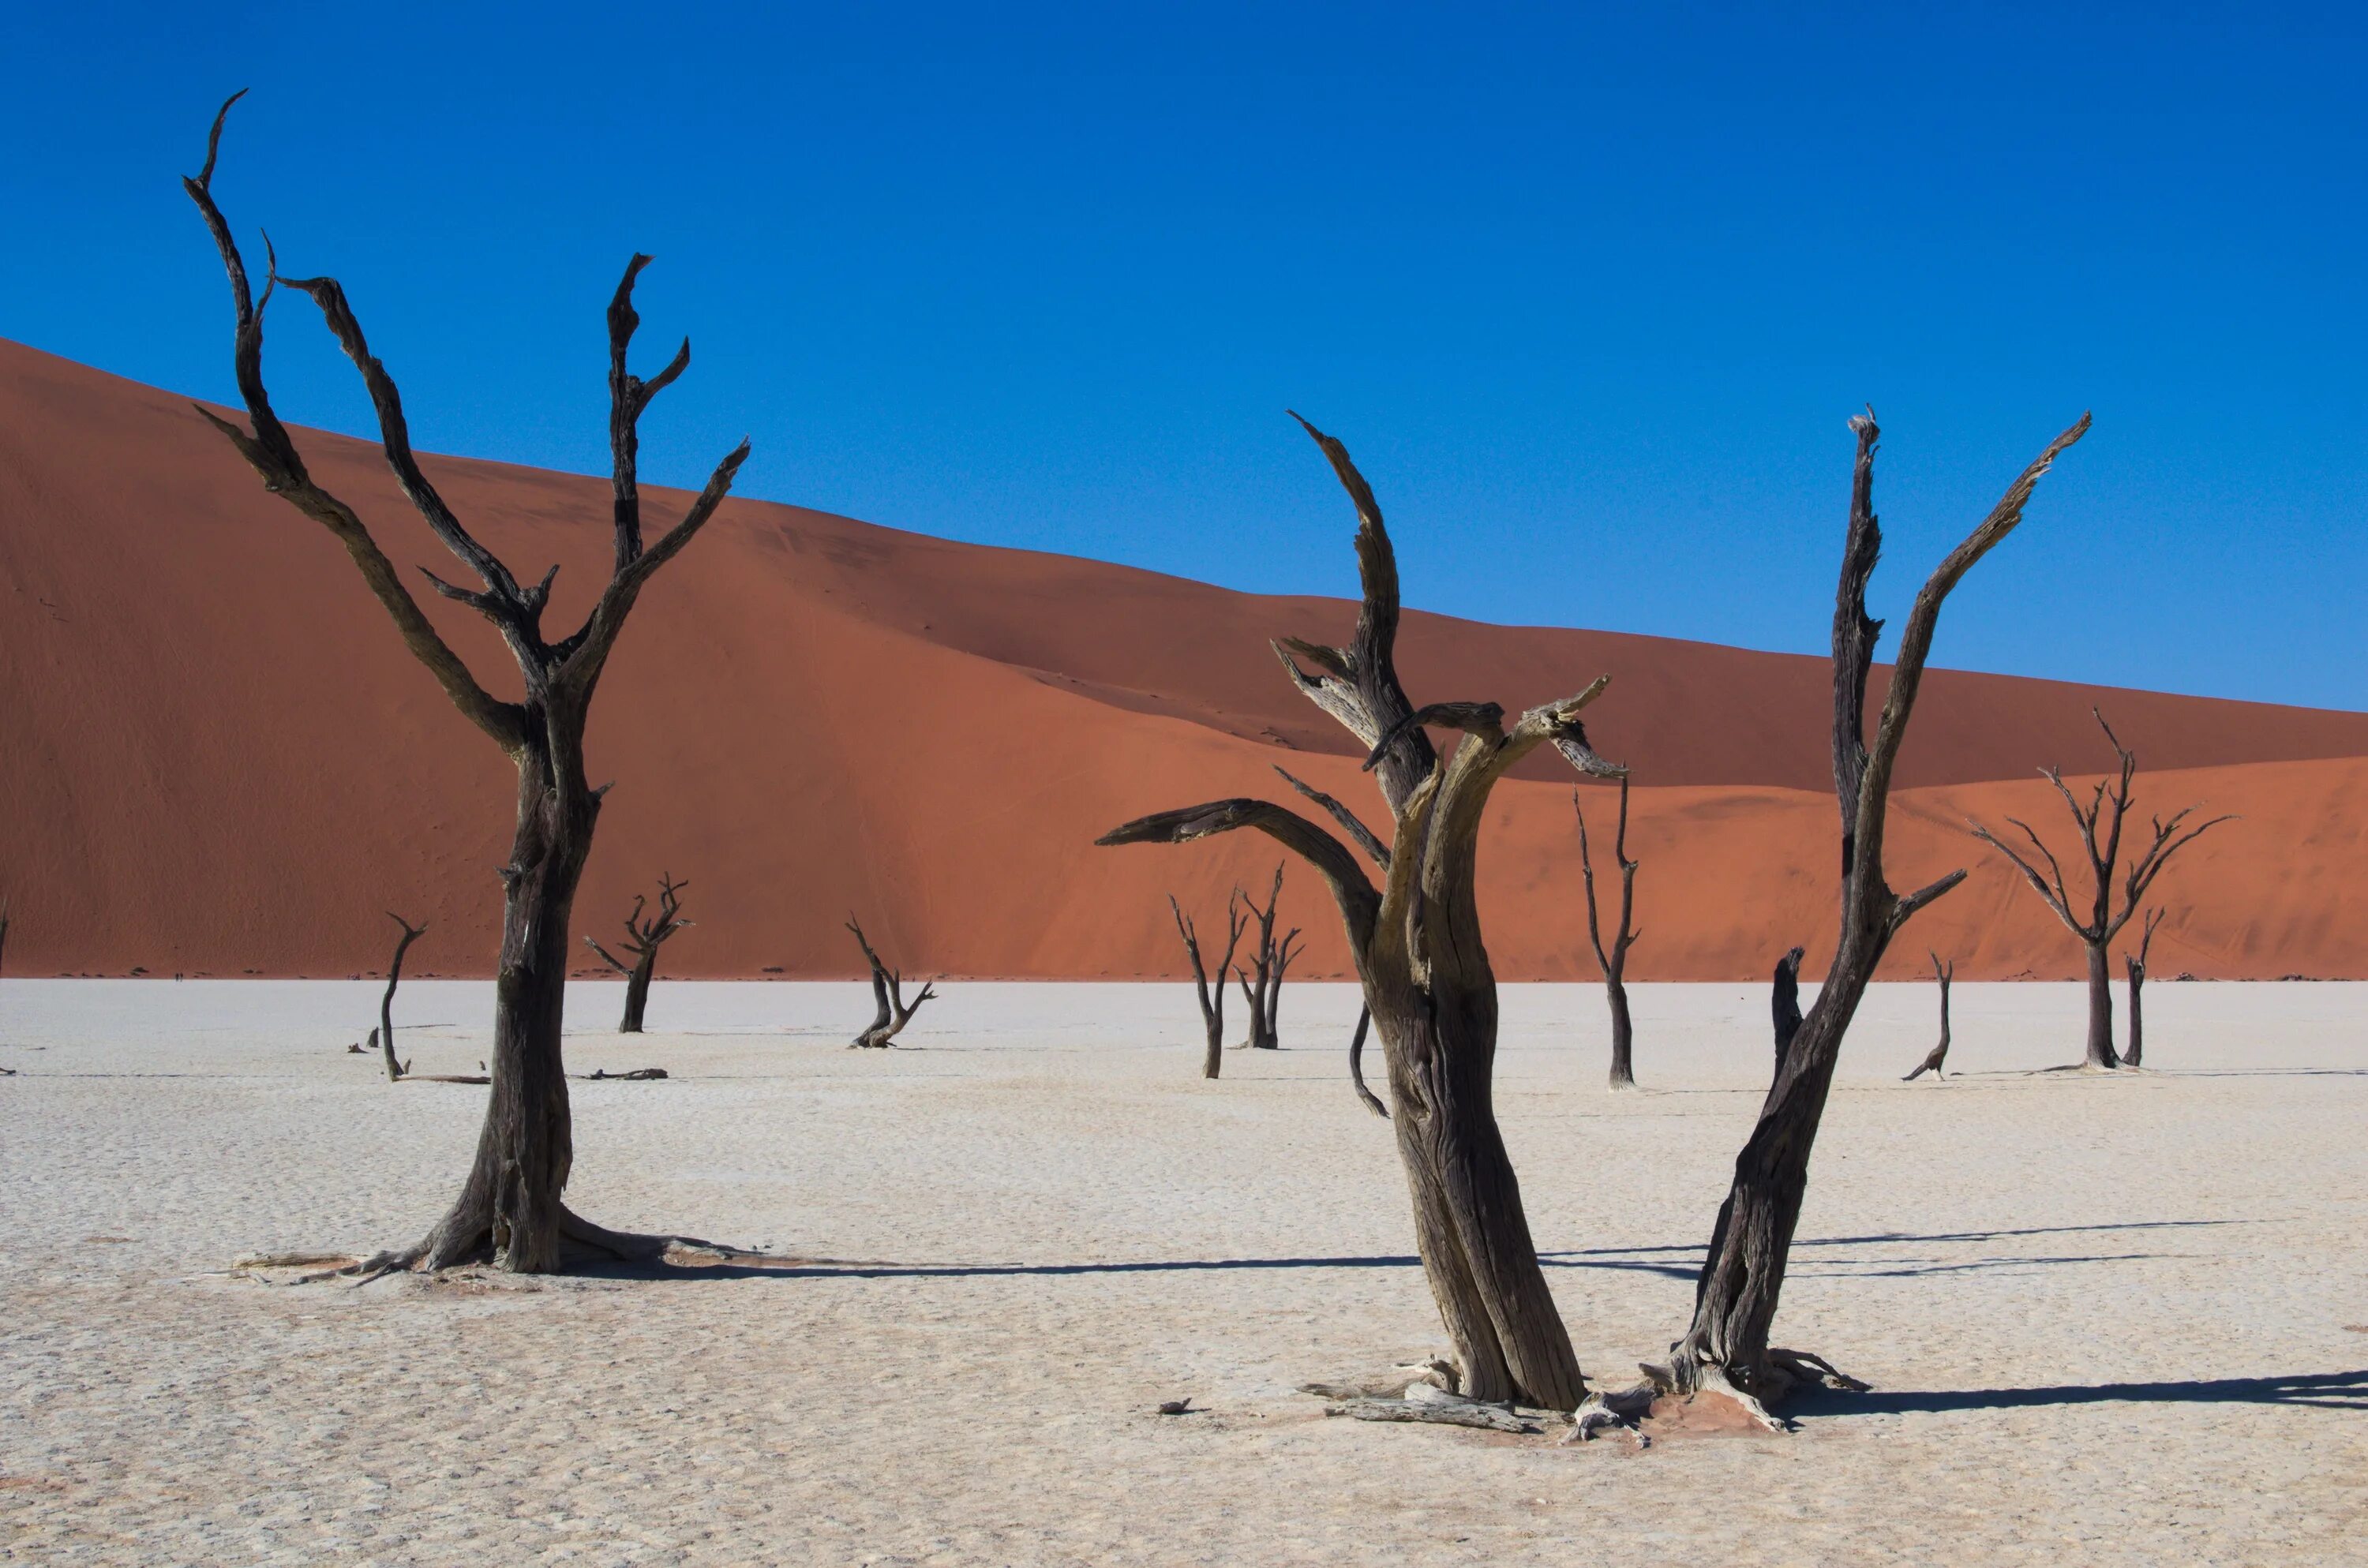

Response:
(1574, 777), (1642, 1090)
(1232, 866), (1299, 1050)
(1656, 408), (2091, 1415)
(1169, 891), (1247, 1079)
(2123, 907), (2163, 1068)
(1100, 413), (1621, 1411)
(584, 874), (691, 1033)
(185, 95), (748, 1274)
(1770, 945), (1805, 1076)
(1969, 709), (2231, 1069)
(848, 918), (937, 1048)
(1902, 952), (1954, 1081)
(375, 912), (426, 1081)
(1274, 765), (1391, 1118)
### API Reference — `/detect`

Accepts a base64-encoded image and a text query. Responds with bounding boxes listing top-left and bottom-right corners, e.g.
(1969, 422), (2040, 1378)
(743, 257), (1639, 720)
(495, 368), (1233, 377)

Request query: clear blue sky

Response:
(8, 4), (2363, 707)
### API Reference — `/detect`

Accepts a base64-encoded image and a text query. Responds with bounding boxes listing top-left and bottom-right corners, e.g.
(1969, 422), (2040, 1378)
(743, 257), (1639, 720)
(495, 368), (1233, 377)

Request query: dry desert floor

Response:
(2, 979), (2364, 1565)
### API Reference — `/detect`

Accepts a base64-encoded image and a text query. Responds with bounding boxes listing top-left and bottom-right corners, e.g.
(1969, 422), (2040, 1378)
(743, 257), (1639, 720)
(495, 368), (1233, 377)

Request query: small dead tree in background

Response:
(1102, 414), (1619, 1411)
(1169, 891), (1247, 1079)
(1657, 408), (2089, 1417)
(1233, 866), (1299, 1050)
(1969, 709), (2231, 1070)
(584, 874), (692, 1033)
(1903, 952), (1954, 1081)
(186, 95), (749, 1274)
(848, 918), (937, 1048)
(373, 912), (426, 1081)
(1275, 765), (1390, 1118)
(1770, 945), (1805, 1077)
(2123, 907), (2163, 1068)
(1574, 777), (1642, 1091)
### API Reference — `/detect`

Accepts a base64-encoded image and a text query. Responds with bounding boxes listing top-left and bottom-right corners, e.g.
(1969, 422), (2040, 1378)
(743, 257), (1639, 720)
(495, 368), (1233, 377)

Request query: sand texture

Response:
(2, 979), (2362, 1565)
(4, 339), (2366, 982)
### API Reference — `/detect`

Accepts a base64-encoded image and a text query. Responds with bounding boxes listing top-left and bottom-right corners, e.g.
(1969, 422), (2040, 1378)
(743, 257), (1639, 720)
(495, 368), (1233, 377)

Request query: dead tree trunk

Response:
(848, 918), (938, 1048)
(1903, 952), (1953, 1081)
(1274, 765), (1391, 1118)
(584, 874), (691, 1033)
(1101, 413), (1622, 1411)
(1971, 709), (2231, 1071)
(185, 95), (749, 1274)
(1575, 777), (1642, 1090)
(377, 912), (425, 1081)
(1770, 946), (1805, 1078)
(1659, 407), (2092, 1413)
(2123, 907), (2162, 1068)
(1234, 866), (1291, 1049)
(1170, 891), (1247, 1078)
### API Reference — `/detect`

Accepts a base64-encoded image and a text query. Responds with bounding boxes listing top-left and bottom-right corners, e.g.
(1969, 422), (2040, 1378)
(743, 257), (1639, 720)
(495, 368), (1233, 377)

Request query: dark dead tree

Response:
(1275, 765), (1390, 1118)
(1170, 890), (1248, 1079)
(1575, 777), (1642, 1091)
(186, 95), (749, 1275)
(1969, 709), (2232, 1070)
(584, 874), (691, 1033)
(1100, 414), (1621, 1411)
(1902, 952), (1954, 1081)
(2123, 907), (2163, 1068)
(374, 912), (426, 1081)
(1232, 866), (1295, 1050)
(1651, 407), (2091, 1419)
(848, 918), (938, 1048)
(1769, 945), (1805, 1078)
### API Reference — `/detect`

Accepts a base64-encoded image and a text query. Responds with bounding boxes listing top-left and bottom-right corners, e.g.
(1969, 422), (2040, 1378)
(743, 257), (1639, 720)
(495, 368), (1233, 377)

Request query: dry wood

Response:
(1903, 952), (1954, 1080)
(1668, 406), (2089, 1405)
(183, 95), (747, 1274)
(1574, 776), (1641, 1090)
(376, 912), (425, 1081)
(1101, 414), (1620, 1412)
(848, 918), (938, 1048)
(1770, 945), (1805, 1076)
(1347, 1005), (1387, 1118)
(1970, 710), (2231, 1068)
(2124, 907), (2164, 1068)
(1169, 890), (1247, 1078)
(584, 874), (691, 1033)
(1233, 866), (1294, 1050)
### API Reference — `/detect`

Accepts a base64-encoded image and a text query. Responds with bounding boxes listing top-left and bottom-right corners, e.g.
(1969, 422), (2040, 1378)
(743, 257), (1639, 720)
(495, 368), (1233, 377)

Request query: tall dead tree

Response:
(1574, 777), (1642, 1090)
(1169, 891), (1247, 1079)
(2123, 907), (2163, 1068)
(374, 912), (426, 1081)
(848, 918), (937, 1048)
(1274, 765), (1391, 1118)
(1902, 952), (1954, 1081)
(1233, 866), (1298, 1050)
(1969, 709), (2231, 1070)
(1101, 414), (1620, 1411)
(584, 874), (691, 1033)
(1656, 408), (2091, 1413)
(185, 95), (748, 1274)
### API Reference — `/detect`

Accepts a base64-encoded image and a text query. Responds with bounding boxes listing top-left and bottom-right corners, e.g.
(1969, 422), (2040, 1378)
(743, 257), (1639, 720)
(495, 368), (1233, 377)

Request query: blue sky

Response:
(6, 4), (2363, 707)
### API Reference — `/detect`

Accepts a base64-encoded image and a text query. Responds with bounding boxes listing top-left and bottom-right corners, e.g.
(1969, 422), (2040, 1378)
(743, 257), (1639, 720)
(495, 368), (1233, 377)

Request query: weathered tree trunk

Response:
(848, 918), (938, 1048)
(2123, 906), (2161, 1068)
(620, 955), (656, 1033)
(2083, 939), (2119, 1069)
(377, 912), (426, 1081)
(1903, 952), (1953, 1080)
(1169, 891), (1245, 1079)
(1770, 946), (1804, 1077)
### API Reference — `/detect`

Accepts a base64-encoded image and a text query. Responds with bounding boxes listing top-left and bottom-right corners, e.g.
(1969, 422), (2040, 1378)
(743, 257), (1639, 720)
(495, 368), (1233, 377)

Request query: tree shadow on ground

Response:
(1797, 1368), (2368, 1418)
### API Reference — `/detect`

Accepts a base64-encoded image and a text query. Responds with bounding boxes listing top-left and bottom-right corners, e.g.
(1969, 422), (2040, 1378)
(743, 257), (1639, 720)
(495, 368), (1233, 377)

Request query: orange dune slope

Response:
(2, 339), (2361, 981)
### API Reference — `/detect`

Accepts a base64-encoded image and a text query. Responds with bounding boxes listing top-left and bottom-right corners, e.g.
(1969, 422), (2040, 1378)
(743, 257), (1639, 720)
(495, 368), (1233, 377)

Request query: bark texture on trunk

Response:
(1668, 407), (2090, 1405)
(185, 95), (748, 1274)
(1100, 414), (1621, 1410)
(377, 912), (426, 1081)
(1575, 777), (1641, 1091)
(2083, 941), (2119, 1069)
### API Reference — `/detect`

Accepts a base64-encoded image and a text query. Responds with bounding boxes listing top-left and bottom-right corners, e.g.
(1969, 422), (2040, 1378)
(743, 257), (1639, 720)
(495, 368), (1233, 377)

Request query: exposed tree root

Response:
(231, 1205), (759, 1286)
(581, 1067), (668, 1080)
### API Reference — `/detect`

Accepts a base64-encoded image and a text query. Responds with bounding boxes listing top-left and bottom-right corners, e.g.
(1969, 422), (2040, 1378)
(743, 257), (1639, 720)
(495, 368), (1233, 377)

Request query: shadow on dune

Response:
(1799, 1368), (2368, 1417)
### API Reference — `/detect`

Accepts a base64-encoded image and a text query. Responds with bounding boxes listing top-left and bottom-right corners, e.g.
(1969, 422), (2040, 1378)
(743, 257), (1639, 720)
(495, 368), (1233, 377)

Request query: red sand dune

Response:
(2, 339), (2362, 982)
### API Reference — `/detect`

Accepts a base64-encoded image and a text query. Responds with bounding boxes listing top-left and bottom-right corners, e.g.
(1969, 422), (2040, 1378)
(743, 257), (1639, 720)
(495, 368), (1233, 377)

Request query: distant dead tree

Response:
(1650, 408), (2090, 1420)
(1969, 709), (2231, 1070)
(1574, 777), (1642, 1090)
(2123, 908), (2163, 1068)
(373, 913), (426, 1081)
(186, 95), (748, 1275)
(1169, 892), (1247, 1079)
(1902, 952), (1954, 1081)
(1769, 945), (1805, 1076)
(1232, 866), (1300, 1050)
(1274, 765), (1390, 1118)
(1101, 414), (1621, 1411)
(584, 874), (691, 1033)
(848, 918), (937, 1048)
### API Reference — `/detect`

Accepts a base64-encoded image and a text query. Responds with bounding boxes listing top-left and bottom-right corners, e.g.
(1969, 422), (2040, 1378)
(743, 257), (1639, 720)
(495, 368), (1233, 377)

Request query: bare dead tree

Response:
(848, 918), (938, 1048)
(1231, 866), (1298, 1050)
(185, 95), (748, 1275)
(374, 912), (426, 1081)
(1274, 765), (1390, 1118)
(1575, 777), (1642, 1090)
(584, 874), (691, 1033)
(1903, 952), (1954, 1081)
(1170, 891), (1248, 1079)
(1100, 413), (1621, 1411)
(1651, 407), (2091, 1418)
(1770, 945), (1805, 1077)
(2123, 907), (2164, 1068)
(1969, 709), (2232, 1070)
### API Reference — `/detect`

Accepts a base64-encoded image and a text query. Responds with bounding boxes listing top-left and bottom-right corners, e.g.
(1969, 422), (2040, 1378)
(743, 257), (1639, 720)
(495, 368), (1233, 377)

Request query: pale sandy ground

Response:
(2, 979), (2362, 1566)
